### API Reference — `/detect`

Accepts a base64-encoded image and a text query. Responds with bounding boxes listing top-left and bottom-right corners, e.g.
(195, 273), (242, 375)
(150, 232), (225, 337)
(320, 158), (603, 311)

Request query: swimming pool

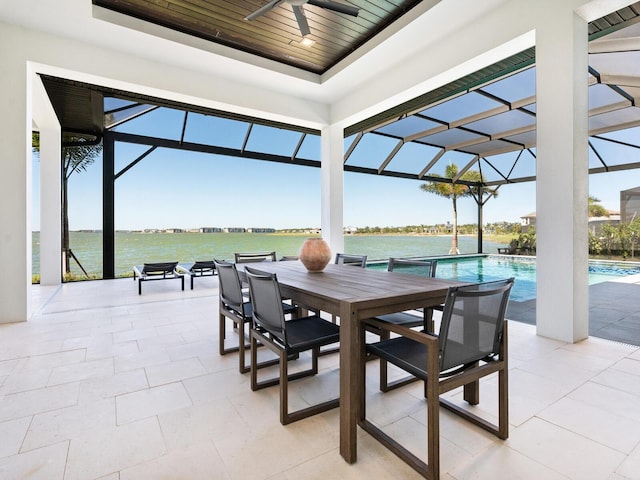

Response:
(368, 255), (640, 302)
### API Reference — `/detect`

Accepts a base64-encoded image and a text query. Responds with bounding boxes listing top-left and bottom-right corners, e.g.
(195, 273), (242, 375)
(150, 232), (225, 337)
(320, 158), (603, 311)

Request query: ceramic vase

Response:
(298, 238), (332, 272)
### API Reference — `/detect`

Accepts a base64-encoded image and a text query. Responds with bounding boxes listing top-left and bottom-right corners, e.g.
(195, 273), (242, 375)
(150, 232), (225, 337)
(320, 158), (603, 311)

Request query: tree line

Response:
(504, 220), (640, 259)
(351, 222), (522, 235)
(590, 219), (640, 258)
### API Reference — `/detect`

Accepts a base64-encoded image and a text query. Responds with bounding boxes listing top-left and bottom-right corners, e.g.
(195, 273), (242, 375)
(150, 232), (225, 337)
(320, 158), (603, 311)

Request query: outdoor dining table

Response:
(236, 260), (463, 464)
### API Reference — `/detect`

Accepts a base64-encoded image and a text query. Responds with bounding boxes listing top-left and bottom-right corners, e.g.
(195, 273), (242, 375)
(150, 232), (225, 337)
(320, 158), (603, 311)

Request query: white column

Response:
(0, 50), (29, 323)
(320, 124), (345, 256)
(535, 10), (589, 342)
(32, 74), (62, 286)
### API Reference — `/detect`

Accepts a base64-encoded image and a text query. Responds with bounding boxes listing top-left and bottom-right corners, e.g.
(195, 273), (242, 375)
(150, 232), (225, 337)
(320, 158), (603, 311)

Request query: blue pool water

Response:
(368, 255), (640, 302)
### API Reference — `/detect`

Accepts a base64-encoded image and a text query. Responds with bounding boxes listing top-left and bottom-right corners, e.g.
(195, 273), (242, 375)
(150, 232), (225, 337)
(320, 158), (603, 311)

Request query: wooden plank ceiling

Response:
(92, 0), (423, 74)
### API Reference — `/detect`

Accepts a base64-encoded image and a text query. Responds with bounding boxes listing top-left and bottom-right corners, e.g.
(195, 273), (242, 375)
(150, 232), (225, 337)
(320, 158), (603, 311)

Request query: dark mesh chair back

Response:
(235, 252), (277, 263)
(388, 258), (437, 277)
(190, 260), (215, 274)
(142, 261), (178, 276)
(335, 253), (367, 267)
(245, 267), (287, 343)
(214, 260), (245, 314)
(439, 278), (513, 373)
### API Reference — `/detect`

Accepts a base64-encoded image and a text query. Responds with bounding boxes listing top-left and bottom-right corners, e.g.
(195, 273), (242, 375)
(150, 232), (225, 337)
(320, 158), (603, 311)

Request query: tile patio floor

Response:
(1, 276), (640, 479)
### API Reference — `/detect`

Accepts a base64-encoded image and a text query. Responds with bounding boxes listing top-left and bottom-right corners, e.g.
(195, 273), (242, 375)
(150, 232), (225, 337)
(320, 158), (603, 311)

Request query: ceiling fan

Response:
(245, 0), (360, 37)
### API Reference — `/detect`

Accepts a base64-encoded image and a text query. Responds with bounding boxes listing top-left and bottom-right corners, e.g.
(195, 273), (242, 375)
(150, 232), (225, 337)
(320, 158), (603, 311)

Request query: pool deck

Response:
(506, 274), (640, 346)
(2, 277), (638, 479)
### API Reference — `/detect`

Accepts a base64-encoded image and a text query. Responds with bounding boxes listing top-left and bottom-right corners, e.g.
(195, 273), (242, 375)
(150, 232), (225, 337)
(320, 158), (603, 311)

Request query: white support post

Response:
(535, 10), (589, 342)
(32, 74), (62, 286)
(0, 52), (29, 323)
(321, 124), (345, 256)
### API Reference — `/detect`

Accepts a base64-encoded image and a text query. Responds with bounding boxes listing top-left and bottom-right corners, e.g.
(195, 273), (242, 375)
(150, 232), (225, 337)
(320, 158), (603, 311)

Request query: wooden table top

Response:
(237, 260), (462, 317)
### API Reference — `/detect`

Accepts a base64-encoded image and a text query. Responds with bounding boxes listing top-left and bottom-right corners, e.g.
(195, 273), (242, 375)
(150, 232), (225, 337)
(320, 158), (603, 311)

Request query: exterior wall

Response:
(521, 215), (536, 233)
(589, 218), (621, 236)
(621, 188), (640, 223)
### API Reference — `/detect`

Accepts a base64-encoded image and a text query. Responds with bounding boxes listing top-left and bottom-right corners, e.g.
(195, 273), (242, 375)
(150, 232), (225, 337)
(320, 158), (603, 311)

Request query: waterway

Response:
(32, 231), (505, 278)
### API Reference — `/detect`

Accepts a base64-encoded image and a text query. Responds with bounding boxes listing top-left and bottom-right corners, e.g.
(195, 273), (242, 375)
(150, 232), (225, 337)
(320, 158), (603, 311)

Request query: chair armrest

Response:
(363, 317), (439, 346)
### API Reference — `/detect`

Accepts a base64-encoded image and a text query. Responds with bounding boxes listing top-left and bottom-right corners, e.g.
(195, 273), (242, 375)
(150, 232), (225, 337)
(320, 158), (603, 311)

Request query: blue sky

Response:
(31, 105), (640, 231)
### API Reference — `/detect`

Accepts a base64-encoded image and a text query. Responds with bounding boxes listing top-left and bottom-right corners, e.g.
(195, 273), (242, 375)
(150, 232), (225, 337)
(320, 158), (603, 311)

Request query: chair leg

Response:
(250, 331), (317, 391)
(250, 332), (259, 390)
(223, 317), (277, 374)
(463, 361), (480, 405)
(279, 347), (288, 425)
(319, 313), (339, 356)
(219, 312), (257, 375)
(438, 361), (508, 439)
(498, 321), (509, 439)
(379, 328), (420, 392)
(218, 312), (226, 356)
(311, 346), (319, 374)
(250, 330), (338, 425)
(360, 327), (442, 478)
(359, 325), (367, 423)
(238, 320), (248, 374)
(379, 329), (390, 389)
(426, 338), (440, 480)
(282, 351), (339, 427)
(219, 313), (243, 355)
(497, 365), (509, 439)
(312, 312), (340, 357)
(424, 307), (435, 334)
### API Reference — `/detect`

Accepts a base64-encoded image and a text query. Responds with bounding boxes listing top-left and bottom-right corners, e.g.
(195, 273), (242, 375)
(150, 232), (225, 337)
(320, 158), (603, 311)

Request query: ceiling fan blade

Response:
(245, 0), (283, 21)
(292, 5), (311, 36)
(307, 0), (359, 17)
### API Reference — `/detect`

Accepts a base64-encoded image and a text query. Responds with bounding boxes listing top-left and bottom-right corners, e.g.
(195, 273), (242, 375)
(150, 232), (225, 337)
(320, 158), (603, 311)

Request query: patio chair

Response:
(335, 253), (367, 267)
(360, 278), (514, 480)
(369, 258), (438, 391)
(133, 261), (184, 295)
(234, 251), (277, 263)
(214, 259), (297, 374)
(177, 260), (216, 289)
(245, 266), (340, 425)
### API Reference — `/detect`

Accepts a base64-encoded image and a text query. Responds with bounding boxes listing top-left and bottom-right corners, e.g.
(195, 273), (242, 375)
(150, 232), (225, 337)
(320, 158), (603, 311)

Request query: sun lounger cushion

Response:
(133, 261), (184, 295)
(177, 260), (217, 289)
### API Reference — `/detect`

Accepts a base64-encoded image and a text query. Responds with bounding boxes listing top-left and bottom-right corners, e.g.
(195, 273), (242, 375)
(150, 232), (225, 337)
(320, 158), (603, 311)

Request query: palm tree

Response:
(33, 133), (102, 276)
(420, 163), (496, 254)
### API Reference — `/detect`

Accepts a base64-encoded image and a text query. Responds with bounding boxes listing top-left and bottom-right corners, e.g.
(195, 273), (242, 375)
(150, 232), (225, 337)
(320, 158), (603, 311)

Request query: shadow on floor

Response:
(506, 281), (640, 346)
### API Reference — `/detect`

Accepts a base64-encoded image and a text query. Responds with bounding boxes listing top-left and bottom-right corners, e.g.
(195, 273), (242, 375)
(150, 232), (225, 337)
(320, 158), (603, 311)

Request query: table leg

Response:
(339, 300), (358, 463)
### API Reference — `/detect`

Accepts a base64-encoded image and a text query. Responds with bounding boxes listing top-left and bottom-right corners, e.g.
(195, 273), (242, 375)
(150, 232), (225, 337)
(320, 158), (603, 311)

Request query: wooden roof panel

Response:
(92, 0), (424, 74)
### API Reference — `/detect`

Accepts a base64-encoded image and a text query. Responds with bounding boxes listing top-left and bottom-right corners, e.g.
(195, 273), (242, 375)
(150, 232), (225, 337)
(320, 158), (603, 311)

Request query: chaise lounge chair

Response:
(177, 260), (217, 289)
(133, 261), (184, 295)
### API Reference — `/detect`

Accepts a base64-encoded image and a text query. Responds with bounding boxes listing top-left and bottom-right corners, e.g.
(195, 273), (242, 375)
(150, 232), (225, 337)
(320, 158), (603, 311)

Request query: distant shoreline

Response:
(33, 230), (514, 244)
